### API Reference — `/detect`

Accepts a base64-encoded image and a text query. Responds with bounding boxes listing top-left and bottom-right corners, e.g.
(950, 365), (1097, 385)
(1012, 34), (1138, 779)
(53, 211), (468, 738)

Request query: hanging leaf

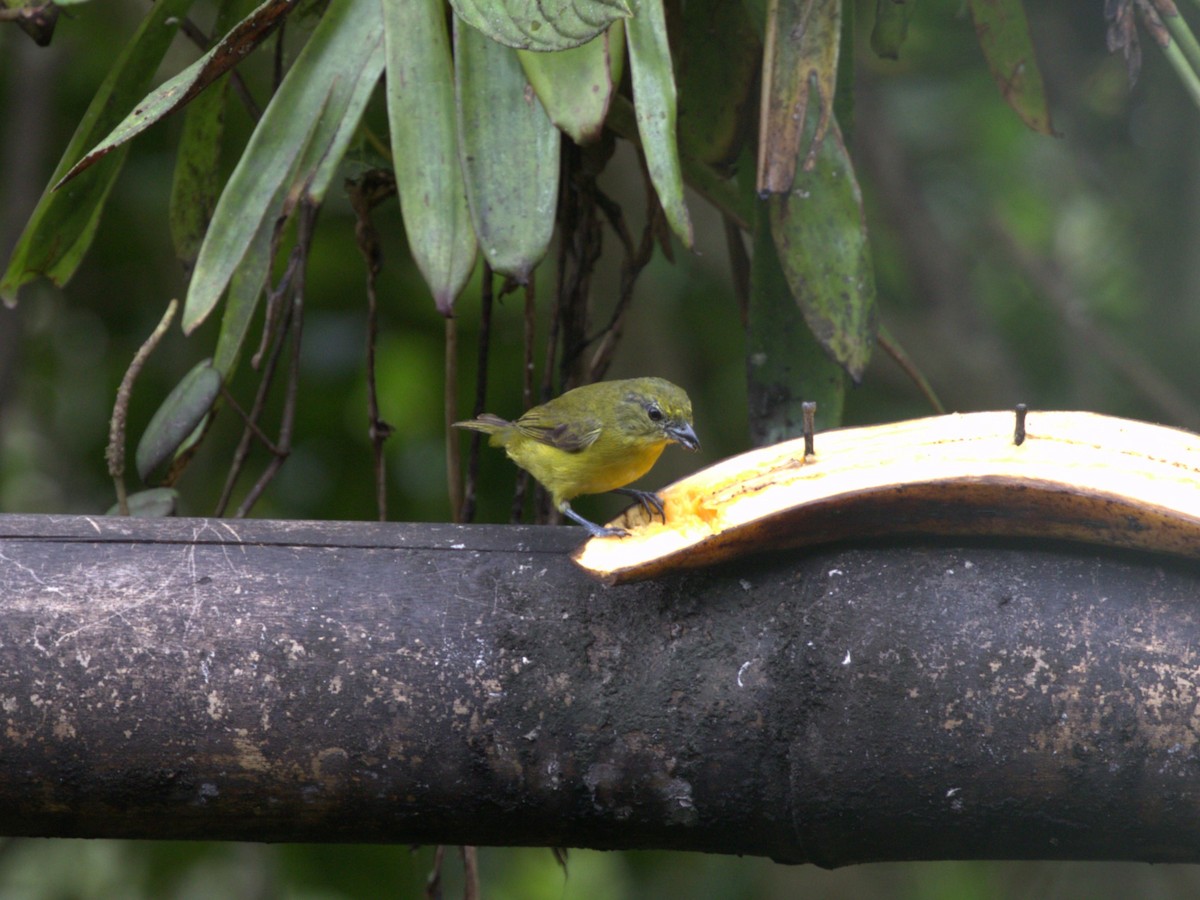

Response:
(769, 119), (877, 381)
(749, 196), (846, 445)
(1, 0), (195, 303)
(169, 77), (229, 273)
(677, 0), (761, 170)
(55, 0), (300, 187)
(135, 359), (222, 484)
(968, 0), (1056, 135)
(211, 214), (274, 378)
(517, 23), (622, 145)
(625, 0), (693, 246)
(870, 0), (914, 60)
(757, 0), (841, 195)
(455, 18), (560, 281)
(385, 0), (477, 315)
(107, 488), (180, 517)
(168, 0), (258, 273)
(450, 0), (631, 51)
(183, 0), (385, 333)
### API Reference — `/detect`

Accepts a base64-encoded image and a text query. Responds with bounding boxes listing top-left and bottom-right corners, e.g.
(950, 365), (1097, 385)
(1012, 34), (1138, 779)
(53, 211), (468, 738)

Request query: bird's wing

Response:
(514, 412), (603, 452)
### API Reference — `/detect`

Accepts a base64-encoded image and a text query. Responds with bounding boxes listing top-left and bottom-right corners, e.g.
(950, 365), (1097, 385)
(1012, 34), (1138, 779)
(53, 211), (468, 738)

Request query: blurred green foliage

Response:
(3, 0), (1200, 895)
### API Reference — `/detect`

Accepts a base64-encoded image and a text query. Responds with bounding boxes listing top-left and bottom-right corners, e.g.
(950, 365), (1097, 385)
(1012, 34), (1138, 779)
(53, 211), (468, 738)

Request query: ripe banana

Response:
(571, 410), (1200, 584)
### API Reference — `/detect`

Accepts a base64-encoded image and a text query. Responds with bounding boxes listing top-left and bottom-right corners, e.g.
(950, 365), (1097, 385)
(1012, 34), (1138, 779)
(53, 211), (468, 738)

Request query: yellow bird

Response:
(453, 377), (700, 537)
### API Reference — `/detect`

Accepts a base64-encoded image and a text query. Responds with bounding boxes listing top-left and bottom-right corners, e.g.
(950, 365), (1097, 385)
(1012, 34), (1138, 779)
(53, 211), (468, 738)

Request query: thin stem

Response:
(348, 172), (396, 522)
(444, 317), (462, 523)
(509, 274), (536, 525)
(460, 846), (479, 900)
(233, 201), (315, 517)
(1161, 4), (1200, 72)
(107, 299), (179, 515)
(459, 265), (494, 525)
(1161, 29), (1200, 111)
(214, 258), (296, 516)
(423, 845), (444, 900)
(876, 322), (945, 414)
(587, 163), (660, 382)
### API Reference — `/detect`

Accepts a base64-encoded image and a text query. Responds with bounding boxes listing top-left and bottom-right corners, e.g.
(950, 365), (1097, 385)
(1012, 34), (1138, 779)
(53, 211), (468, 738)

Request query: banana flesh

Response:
(571, 411), (1200, 584)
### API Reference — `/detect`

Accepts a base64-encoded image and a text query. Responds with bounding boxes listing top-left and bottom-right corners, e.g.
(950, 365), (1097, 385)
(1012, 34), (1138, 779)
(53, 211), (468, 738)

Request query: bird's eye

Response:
(647, 405), (664, 422)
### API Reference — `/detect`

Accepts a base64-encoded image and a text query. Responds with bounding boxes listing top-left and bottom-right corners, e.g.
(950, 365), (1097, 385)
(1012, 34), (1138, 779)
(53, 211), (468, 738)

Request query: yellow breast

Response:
(507, 435), (667, 503)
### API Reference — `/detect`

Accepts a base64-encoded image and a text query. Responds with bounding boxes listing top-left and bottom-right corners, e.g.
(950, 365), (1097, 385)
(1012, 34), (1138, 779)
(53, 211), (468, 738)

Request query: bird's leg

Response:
(560, 502), (628, 538)
(613, 488), (666, 524)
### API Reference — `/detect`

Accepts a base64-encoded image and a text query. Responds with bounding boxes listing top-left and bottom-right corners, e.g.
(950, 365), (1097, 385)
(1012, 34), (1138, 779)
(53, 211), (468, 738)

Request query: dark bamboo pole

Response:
(2, 513), (1200, 865)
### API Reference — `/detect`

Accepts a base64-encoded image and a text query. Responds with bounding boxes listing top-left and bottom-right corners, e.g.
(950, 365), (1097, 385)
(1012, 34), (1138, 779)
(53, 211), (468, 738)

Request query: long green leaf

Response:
(212, 41), (389, 376)
(870, 0), (914, 60)
(55, 0), (300, 187)
(135, 358), (222, 484)
(212, 214), (274, 377)
(749, 197), (845, 445)
(170, 76), (229, 273)
(455, 19), (560, 281)
(625, 0), (693, 246)
(968, 0), (1055, 134)
(769, 119), (876, 381)
(0, 0), (195, 303)
(385, 0), (477, 315)
(183, 0), (385, 333)
(757, 0), (840, 194)
(169, 0), (258, 273)
(450, 0), (631, 50)
(677, 0), (760, 169)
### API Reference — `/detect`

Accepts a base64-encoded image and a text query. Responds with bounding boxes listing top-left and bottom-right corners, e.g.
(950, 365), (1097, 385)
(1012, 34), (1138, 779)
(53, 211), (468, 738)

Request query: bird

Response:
(453, 377), (700, 538)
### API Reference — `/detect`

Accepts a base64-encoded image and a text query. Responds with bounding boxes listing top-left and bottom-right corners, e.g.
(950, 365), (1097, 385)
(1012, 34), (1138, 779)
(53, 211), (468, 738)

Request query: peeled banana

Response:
(571, 410), (1200, 584)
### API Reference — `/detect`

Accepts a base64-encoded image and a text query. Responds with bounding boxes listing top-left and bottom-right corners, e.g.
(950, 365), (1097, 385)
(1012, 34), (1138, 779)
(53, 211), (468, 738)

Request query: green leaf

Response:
(517, 23), (622, 145)
(306, 37), (385, 204)
(0, 0), (195, 303)
(769, 119), (876, 381)
(135, 359), (222, 484)
(170, 78), (229, 273)
(677, 0), (760, 169)
(107, 488), (180, 517)
(870, 0), (914, 60)
(757, 0), (841, 194)
(55, 0), (300, 188)
(450, 0), (631, 51)
(625, 0), (693, 246)
(385, 0), (478, 314)
(748, 196), (845, 445)
(170, 0), (290, 274)
(968, 0), (1055, 135)
(211, 213), (275, 378)
(183, 0), (386, 333)
(455, 18), (560, 281)
(210, 50), (382, 373)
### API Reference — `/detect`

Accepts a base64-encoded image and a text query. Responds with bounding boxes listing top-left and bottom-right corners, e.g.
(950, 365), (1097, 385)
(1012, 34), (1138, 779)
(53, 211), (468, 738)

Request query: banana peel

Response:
(572, 410), (1200, 584)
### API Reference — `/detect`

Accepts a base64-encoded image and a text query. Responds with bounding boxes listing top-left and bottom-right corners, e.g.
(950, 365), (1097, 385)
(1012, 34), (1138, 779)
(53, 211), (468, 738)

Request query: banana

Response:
(571, 410), (1200, 584)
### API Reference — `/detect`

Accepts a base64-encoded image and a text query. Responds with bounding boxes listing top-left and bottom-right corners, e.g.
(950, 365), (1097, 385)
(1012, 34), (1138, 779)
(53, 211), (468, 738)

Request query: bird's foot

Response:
(561, 503), (628, 538)
(613, 488), (666, 525)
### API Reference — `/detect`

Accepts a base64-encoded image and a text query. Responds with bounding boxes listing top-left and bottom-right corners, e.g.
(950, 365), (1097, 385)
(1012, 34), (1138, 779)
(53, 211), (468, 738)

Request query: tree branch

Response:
(1, 514), (1199, 864)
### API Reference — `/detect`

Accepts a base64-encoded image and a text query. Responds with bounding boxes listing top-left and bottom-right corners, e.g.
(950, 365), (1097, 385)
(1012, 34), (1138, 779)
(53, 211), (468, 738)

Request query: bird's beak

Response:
(669, 422), (700, 452)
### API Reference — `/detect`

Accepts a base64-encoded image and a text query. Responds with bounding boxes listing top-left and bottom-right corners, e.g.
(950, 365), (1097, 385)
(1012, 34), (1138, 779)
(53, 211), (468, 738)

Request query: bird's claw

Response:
(614, 488), (666, 524)
(591, 525), (629, 539)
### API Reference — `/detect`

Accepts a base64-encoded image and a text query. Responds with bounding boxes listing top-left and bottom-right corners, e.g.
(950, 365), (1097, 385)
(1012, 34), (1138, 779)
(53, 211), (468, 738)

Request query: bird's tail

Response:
(452, 413), (513, 447)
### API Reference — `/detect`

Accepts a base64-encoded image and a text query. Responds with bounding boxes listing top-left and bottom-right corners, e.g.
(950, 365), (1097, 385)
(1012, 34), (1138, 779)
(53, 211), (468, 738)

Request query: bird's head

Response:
(618, 378), (700, 452)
